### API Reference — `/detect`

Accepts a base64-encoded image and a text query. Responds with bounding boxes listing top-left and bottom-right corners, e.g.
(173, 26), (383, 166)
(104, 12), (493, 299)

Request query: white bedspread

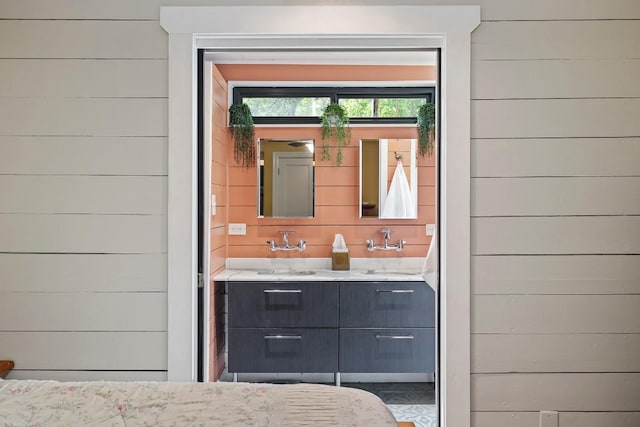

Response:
(0, 380), (397, 426)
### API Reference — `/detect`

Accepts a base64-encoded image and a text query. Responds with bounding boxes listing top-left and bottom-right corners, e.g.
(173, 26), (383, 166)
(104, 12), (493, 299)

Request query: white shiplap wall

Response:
(0, 2), (169, 381)
(0, 0), (639, 424)
(468, 1), (640, 427)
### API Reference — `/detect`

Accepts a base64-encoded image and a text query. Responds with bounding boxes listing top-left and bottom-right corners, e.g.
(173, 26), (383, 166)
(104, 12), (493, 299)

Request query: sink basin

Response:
(361, 270), (418, 276)
(256, 270), (317, 276)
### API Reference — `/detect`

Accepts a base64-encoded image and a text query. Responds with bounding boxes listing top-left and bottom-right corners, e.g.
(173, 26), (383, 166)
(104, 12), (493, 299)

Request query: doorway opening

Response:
(200, 52), (440, 426)
(161, 6), (479, 427)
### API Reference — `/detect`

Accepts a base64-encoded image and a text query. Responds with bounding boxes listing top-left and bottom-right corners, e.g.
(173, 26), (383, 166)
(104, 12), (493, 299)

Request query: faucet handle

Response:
(366, 239), (375, 252)
(379, 228), (391, 239)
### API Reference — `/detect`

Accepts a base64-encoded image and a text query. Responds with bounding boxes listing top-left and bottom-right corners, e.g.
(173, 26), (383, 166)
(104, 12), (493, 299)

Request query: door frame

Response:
(160, 6), (479, 427)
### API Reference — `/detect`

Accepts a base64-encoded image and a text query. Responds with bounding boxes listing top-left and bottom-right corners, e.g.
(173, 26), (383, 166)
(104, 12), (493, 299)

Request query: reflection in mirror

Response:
(258, 138), (315, 218)
(360, 139), (417, 219)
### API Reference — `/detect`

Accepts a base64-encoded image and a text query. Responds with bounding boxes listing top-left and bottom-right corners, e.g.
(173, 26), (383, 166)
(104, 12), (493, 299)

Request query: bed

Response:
(0, 378), (398, 426)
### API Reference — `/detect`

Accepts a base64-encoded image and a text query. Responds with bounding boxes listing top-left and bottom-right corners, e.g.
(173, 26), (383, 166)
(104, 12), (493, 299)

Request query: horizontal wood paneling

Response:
(473, 21), (640, 60)
(0, 136), (167, 175)
(225, 223), (431, 246)
(218, 63), (436, 82)
(472, 99), (640, 139)
(0, 59), (167, 97)
(472, 217), (640, 255)
(472, 138), (640, 177)
(473, 412), (640, 427)
(0, 253), (167, 292)
(0, 331), (166, 370)
(0, 175), (167, 214)
(0, 293), (167, 331)
(0, 98), (167, 136)
(472, 177), (640, 216)
(2, 0), (640, 20)
(472, 334), (640, 373)
(0, 21), (166, 59)
(472, 295), (640, 334)
(227, 125), (434, 259)
(472, 412), (538, 427)
(315, 185), (358, 206)
(6, 370), (167, 382)
(472, 373), (640, 411)
(473, 255), (640, 295)
(227, 243), (429, 259)
(228, 204), (435, 226)
(473, 59), (640, 100)
(227, 225), (431, 246)
(560, 412), (640, 427)
(0, 214), (166, 253)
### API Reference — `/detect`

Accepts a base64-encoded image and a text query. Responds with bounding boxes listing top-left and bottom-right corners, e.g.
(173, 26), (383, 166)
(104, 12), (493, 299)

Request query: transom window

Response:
(232, 86), (435, 125)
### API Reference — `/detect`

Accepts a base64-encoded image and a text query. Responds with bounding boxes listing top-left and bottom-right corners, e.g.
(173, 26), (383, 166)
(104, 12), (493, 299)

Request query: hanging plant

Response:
(228, 103), (256, 167)
(320, 103), (351, 166)
(417, 103), (436, 157)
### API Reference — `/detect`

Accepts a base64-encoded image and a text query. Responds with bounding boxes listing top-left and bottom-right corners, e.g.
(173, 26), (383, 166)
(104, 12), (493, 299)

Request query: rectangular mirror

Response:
(360, 138), (418, 219)
(258, 138), (315, 218)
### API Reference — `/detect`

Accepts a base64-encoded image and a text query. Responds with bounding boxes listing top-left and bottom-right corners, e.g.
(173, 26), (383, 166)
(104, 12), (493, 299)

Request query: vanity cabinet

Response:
(227, 280), (435, 376)
(228, 281), (338, 373)
(339, 281), (435, 373)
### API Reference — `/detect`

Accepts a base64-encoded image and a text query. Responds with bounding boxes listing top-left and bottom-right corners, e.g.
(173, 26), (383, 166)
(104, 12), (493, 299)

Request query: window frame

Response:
(232, 86), (436, 125)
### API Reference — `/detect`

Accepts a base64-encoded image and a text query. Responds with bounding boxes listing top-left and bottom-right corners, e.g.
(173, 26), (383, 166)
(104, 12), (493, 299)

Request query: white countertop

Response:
(214, 257), (431, 282)
(214, 268), (425, 282)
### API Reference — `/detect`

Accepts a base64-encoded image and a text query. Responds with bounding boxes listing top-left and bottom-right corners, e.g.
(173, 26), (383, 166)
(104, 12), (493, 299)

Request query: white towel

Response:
(422, 228), (438, 291)
(381, 161), (415, 218)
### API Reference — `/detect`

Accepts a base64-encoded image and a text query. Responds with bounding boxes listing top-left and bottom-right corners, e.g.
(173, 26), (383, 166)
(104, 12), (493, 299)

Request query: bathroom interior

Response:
(206, 60), (438, 426)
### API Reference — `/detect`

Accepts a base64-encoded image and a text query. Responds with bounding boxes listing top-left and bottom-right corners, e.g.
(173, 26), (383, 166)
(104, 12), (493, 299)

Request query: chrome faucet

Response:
(366, 228), (406, 252)
(267, 231), (306, 252)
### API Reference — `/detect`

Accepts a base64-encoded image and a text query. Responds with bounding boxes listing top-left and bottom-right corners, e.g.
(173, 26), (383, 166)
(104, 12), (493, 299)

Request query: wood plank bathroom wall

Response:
(208, 65), (228, 379)
(0, 2), (639, 425)
(214, 64), (436, 259)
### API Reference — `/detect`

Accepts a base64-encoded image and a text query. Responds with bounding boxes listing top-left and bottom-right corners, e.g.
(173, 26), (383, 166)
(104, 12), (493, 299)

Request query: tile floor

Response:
(344, 382), (437, 427)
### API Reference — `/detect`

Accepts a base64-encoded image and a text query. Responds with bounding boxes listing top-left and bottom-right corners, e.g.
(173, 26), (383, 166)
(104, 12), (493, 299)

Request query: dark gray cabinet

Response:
(339, 328), (435, 373)
(227, 280), (435, 375)
(339, 281), (435, 373)
(228, 328), (338, 373)
(228, 281), (338, 328)
(340, 281), (435, 327)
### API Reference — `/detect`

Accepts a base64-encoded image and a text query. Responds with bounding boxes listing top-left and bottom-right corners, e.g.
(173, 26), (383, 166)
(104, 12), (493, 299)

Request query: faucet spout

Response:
(267, 231), (306, 252)
(366, 229), (406, 252)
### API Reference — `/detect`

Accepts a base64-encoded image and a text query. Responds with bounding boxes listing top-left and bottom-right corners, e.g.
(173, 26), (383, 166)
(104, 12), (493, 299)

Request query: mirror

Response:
(258, 138), (315, 218)
(360, 138), (418, 219)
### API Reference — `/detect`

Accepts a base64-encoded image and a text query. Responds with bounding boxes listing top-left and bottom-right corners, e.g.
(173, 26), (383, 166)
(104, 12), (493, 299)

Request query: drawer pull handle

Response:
(263, 289), (302, 293)
(264, 335), (302, 340)
(376, 289), (414, 293)
(376, 335), (414, 340)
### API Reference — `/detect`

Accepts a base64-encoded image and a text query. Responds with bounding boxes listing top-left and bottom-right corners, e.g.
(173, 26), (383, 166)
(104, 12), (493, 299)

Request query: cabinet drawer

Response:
(229, 282), (338, 328)
(339, 328), (434, 373)
(228, 328), (338, 373)
(340, 282), (434, 327)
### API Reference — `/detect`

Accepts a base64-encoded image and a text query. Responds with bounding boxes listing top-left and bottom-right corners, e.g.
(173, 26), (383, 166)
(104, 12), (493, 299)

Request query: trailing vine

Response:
(228, 103), (256, 167)
(417, 103), (436, 157)
(320, 103), (351, 166)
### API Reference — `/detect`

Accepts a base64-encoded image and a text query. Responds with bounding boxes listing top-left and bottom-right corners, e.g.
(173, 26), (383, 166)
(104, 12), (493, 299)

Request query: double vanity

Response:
(217, 264), (436, 385)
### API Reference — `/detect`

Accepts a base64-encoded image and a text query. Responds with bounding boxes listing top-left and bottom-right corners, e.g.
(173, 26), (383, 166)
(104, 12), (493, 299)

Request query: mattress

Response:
(0, 379), (397, 426)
